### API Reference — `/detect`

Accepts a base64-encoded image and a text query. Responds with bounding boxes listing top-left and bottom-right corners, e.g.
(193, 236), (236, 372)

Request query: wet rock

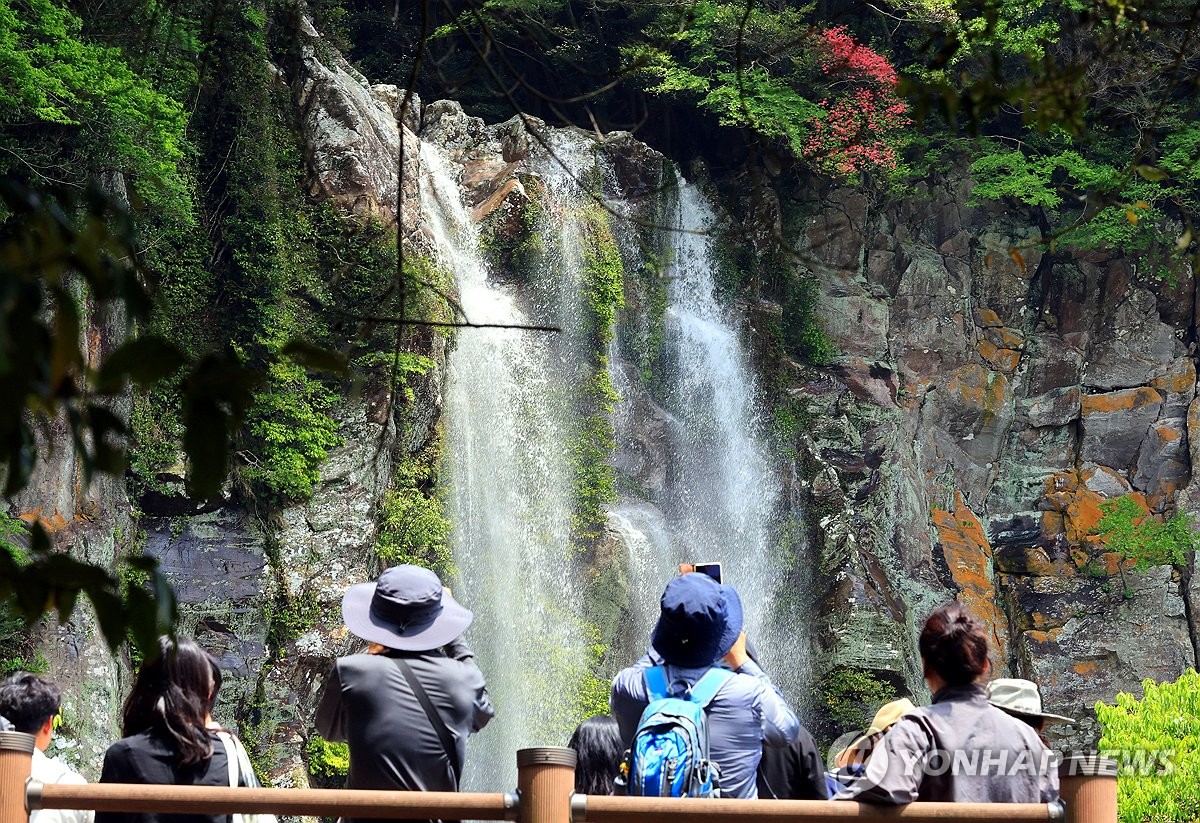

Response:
(612, 362), (671, 497)
(598, 131), (665, 200)
(421, 99), (487, 158)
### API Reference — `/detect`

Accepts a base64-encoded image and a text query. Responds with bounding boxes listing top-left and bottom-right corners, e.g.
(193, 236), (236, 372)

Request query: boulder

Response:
(292, 17), (401, 223)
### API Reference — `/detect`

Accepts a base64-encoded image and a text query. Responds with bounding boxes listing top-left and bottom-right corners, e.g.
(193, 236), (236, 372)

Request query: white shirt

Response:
(31, 748), (94, 823)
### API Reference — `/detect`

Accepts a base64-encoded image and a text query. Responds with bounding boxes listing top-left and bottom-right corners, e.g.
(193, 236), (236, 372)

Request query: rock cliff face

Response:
(11, 14), (1198, 784)
(772, 180), (1200, 747)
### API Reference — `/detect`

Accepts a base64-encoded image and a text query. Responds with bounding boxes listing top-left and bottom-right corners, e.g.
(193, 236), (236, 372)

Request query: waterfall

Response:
(611, 173), (803, 685)
(422, 142), (589, 791)
(422, 131), (805, 792)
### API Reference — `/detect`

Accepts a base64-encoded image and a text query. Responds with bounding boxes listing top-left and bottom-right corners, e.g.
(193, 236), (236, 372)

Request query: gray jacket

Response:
(835, 684), (1059, 804)
(610, 652), (799, 798)
(315, 640), (493, 820)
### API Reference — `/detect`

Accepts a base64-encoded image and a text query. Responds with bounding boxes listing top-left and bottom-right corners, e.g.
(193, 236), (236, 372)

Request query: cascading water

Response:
(422, 126), (806, 792)
(610, 172), (805, 689)
(421, 141), (590, 791)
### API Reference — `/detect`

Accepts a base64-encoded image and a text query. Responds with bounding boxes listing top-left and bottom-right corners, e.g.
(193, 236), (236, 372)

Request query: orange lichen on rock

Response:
(932, 492), (1008, 664)
(1042, 469), (1123, 548)
(976, 308), (1003, 328)
(1025, 628), (1062, 645)
(1080, 386), (1162, 416)
(1073, 660), (1100, 676)
(1151, 359), (1196, 395)
(978, 339), (1021, 373)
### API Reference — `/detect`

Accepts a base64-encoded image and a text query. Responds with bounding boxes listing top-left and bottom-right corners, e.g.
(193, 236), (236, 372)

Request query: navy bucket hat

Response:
(342, 565), (472, 651)
(651, 573), (744, 668)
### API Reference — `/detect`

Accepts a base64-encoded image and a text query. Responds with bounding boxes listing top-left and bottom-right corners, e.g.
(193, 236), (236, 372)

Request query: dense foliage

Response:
(1096, 669), (1200, 823)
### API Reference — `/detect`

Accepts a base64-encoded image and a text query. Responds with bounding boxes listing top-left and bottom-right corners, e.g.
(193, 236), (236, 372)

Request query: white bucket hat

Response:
(986, 678), (1075, 724)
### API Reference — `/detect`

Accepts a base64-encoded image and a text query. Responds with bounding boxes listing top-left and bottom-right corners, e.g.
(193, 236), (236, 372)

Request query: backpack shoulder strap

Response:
(643, 666), (669, 701)
(688, 667), (734, 708)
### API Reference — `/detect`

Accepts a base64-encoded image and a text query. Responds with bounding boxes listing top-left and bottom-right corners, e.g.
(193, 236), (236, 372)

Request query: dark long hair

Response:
(919, 603), (989, 687)
(568, 715), (622, 795)
(121, 636), (217, 766)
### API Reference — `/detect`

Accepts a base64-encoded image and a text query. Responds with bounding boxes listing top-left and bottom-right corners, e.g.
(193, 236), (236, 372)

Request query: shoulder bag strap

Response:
(395, 657), (462, 779)
(216, 731), (239, 787)
(688, 667), (734, 708)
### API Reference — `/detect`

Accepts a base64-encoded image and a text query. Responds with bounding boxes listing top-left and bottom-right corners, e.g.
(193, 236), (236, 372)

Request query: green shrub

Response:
(0, 514), (38, 674)
(1096, 670), (1200, 823)
(1093, 496), (1200, 575)
(306, 735), (351, 778)
(782, 275), (835, 366)
(817, 665), (899, 739)
(242, 361), (343, 502)
(375, 442), (455, 580)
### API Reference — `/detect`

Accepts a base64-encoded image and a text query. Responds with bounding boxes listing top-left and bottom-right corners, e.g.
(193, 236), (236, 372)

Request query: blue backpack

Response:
(624, 666), (733, 797)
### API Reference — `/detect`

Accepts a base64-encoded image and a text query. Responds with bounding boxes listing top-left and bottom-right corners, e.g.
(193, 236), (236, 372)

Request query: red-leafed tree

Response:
(803, 27), (911, 179)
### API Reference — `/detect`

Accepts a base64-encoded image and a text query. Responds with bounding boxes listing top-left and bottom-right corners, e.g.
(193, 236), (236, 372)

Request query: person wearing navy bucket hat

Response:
(610, 573), (800, 798)
(315, 565), (493, 823)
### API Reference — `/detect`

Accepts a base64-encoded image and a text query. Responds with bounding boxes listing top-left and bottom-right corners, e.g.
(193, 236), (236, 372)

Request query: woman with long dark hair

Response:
(835, 603), (1059, 804)
(95, 637), (239, 823)
(568, 715), (623, 795)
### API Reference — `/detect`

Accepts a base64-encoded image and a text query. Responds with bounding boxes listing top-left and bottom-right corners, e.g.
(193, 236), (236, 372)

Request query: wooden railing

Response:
(1, 732), (1116, 822)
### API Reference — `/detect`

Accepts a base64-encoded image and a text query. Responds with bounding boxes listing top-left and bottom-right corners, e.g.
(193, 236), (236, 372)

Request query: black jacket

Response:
(94, 730), (231, 823)
(756, 726), (829, 800)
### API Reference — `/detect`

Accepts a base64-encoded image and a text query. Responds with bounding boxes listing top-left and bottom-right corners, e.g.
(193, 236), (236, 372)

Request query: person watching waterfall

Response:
(834, 603), (1059, 804)
(0, 672), (93, 823)
(315, 565), (493, 823)
(610, 573), (799, 798)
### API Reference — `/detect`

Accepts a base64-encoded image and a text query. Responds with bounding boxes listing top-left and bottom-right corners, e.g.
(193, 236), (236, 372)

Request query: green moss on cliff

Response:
(568, 202), (625, 548)
(478, 176), (546, 280)
(306, 735), (351, 779)
(375, 437), (455, 580)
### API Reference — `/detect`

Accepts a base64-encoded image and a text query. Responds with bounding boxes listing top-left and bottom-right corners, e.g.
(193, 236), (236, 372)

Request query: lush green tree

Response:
(1096, 669), (1200, 823)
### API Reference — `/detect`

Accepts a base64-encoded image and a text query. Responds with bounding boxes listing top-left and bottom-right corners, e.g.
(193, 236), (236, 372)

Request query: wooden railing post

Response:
(1059, 755), (1118, 823)
(0, 730), (35, 823)
(517, 747), (576, 823)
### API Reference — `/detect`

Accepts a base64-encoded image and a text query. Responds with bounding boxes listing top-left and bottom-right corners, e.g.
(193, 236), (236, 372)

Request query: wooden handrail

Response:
(575, 796), (1060, 822)
(5, 740), (1114, 823)
(29, 783), (518, 819)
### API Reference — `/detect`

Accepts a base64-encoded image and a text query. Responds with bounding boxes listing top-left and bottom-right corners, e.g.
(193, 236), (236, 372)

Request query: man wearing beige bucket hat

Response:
(826, 698), (916, 794)
(315, 565), (494, 822)
(986, 679), (1074, 738)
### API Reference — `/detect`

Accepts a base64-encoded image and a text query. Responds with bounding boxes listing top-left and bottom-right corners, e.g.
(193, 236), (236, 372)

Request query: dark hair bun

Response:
(918, 603), (989, 686)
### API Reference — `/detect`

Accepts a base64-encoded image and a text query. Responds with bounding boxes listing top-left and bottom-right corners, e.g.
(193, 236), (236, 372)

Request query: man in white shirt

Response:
(0, 672), (93, 823)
